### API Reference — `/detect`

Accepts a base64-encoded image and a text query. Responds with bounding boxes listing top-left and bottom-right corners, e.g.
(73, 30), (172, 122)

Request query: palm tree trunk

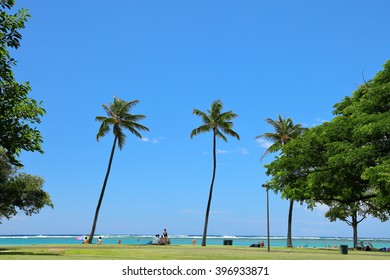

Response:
(202, 131), (217, 246)
(286, 199), (294, 247)
(88, 136), (117, 244)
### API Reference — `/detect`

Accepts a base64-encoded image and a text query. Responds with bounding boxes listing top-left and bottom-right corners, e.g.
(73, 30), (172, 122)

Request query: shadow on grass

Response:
(0, 248), (60, 257)
(0, 252), (60, 256)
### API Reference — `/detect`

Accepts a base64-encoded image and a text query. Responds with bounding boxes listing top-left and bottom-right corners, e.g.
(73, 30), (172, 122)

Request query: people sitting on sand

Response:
(356, 241), (374, 251)
(355, 242), (364, 250)
(159, 228), (171, 245)
(146, 234), (159, 245)
(158, 235), (171, 245)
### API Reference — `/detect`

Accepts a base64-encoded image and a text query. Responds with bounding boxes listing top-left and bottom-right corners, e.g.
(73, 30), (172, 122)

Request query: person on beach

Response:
(158, 235), (165, 245)
(261, 241), (265, 248)
(161, 229), (170, 245)
(83, 236), (88, 244)
(97, 237), (102, 244)
(152, 234), (160, 245)
(158, 232), (170, 245)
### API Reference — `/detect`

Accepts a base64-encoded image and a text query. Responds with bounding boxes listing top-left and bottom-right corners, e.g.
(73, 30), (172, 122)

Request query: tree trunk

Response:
(286, 199), (294, 247)
(352, 212), (358, 248)
(88, 136), (117, 244)
(202, 131), (217, 246)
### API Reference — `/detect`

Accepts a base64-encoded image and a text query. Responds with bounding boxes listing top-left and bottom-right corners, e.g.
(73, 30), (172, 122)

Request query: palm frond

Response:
(96, 120), (111, 141)
(217, 121), (239, 140)
(222, 128), (240, 140)
(116, 99), (139, 116)
(121, 120), (150, 137)
(210, 100), (223, 120)
(215, 129), (228, 142)
(124, 126), (143, 140)
(218, 110), (238, 122)
(95, 116), (107, 122)
(102, 104), (111, 117)
(191, 99), (239, 142)
(122, 113), (147, 123)
(191, 124), (212, 139)
(257, 114), (305, 160)
(192, 109), (211, 125)
(113, 125), (126, 150)
(260, 144), (278, 161)
(256, 132), (282, 142)
(95, 97), (149, 148)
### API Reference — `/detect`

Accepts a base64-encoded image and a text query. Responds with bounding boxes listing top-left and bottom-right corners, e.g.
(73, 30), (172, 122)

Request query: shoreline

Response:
(1, 234), (390, 248)
(1, 233), (389, 238)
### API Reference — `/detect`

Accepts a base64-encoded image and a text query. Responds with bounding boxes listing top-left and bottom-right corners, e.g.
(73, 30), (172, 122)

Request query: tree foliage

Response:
(0, 149), (53, 223)
(0, 0), (45, 166)
(333, 61), (390, 210)
(265, 60), (390, 245)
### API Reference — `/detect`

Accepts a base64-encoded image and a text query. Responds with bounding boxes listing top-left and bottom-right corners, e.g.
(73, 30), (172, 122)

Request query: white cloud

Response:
(256, 138), (272, 148)
(200, 148), (249, 155)
(203, 149), (244, 155)
(238, 148), (249, 155)
(304, 118), (328, 127)
(210, 210), (230, 215)
(141, 137), (160, 144)
(313, 203), (330, 214)
(315, 118), (327, 124)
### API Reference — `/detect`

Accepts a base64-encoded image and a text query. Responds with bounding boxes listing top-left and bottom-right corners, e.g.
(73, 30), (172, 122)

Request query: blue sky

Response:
(2, 0), (389, 238)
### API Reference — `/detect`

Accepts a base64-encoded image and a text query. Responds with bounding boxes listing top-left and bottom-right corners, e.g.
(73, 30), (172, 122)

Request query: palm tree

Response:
(191, 100), (240, 246)
(88, 97), (149, 244)
(256, 114), (305, 247)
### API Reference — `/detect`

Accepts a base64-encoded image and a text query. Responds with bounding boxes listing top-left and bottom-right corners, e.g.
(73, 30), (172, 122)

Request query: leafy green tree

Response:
(265, 61), (390, 247)
(88, 97), (149, 244)
(333, 60), (390, 212)
(0, 1), (50, 224)
(256, 115), (305, 247)
(324, 202), (369, 246)
(267, 122), (387, 246)
(0, 0), (45, 166)
(0, 149), (53, 222)
(191, 100), (240, 246)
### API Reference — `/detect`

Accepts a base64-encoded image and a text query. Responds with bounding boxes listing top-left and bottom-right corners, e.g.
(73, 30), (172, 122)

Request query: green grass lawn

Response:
(1, 245), (390, 260)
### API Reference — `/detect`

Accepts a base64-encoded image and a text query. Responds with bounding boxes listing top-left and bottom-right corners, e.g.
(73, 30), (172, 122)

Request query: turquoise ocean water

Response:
(1, 234), (390, 248)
